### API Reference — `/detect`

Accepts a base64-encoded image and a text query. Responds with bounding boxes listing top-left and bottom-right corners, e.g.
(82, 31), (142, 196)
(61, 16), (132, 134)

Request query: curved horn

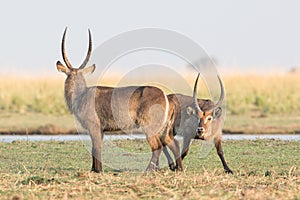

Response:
(214, 75), (225, 108)
(193, 73), (202, 112)
(79, 29), (92, 69)
(61, 27), (73, 69)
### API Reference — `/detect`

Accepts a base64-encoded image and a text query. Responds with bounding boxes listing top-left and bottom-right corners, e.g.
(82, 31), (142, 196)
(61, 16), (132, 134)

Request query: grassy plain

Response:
(1, 74), (300, 115)
(0, 139), (299, 199)
(0, 74), (299, 134)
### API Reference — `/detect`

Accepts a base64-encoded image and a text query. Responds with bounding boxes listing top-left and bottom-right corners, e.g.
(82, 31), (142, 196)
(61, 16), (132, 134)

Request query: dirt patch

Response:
(0, 124), (78, 135)
(223, 127), (300, 135)
(0, 124), (129, 135)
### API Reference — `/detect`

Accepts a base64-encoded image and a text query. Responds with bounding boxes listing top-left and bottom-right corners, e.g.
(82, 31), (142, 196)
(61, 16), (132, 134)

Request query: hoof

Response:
(175, 166), (183, 171)
(146, 162), (160, 172)
(169, 163), (176, 171)
(91, 168), (102, 173)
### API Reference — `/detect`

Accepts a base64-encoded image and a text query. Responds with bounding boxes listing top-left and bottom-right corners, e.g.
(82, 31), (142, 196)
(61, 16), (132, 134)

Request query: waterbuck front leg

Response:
(162, 146), (176, 170)
(181, 136), (193, 160)
(215, 138), (233, 174)
(164, 138), (182, 171)
(89, 126), (103, 173)
(163, 136), (192, 170)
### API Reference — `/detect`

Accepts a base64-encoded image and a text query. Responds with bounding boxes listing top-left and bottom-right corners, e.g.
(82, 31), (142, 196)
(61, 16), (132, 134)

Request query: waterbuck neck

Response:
(64, 73), (87, 113)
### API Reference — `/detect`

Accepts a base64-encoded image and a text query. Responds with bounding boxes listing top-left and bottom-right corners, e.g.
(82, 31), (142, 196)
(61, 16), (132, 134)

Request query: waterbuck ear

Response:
(56, 61), (70, 74)
(81, 64), (96, 75)
(186, 106), (196, 116)
(213, 107), (222, 119)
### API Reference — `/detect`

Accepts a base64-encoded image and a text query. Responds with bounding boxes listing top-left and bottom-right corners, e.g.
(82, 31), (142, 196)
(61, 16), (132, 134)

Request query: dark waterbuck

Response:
(163, 74), (233, 174)
(56, 28), (182, 172)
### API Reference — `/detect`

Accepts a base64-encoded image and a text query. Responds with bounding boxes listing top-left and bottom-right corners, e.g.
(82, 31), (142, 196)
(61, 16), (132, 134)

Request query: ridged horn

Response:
(192, 73), (202, 112)
(61, 27), (73, 69)
(214, 75), (224, 108)
(79, 29), (92, 69)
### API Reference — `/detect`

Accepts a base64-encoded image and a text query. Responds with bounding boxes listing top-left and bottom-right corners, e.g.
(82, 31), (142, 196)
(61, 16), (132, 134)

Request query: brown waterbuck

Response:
(163, 74), (233, 174)
(56, 28), (182, 172)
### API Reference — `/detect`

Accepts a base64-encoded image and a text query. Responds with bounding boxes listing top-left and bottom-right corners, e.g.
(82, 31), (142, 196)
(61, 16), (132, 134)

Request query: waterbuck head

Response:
(187, 74), (224, 140)
(56, 28), (96, 84)
(56, 28), (96, 112)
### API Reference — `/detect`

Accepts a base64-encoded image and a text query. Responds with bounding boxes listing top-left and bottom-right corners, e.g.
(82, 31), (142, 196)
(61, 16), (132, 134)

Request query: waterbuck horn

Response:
(79, 29), (92, 69)
(61, 27), (73, 69)
(214, 75), (224, 109)
(192, 73), (202, 112)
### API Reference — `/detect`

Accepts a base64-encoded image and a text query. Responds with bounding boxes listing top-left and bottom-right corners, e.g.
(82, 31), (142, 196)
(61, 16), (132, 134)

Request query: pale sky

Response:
(0, 0), (299, 76)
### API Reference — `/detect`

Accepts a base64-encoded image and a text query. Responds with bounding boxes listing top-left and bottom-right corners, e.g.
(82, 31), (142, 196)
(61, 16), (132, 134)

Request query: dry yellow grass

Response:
(223, 73), (300, 115)
(0, 73), (299, 116)
(0, 76), (67, 114)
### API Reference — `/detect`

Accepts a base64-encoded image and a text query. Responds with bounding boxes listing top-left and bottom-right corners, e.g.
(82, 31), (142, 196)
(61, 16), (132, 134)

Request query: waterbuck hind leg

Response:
(146, 148), (162, 171)
(215, 139), (233, 174)
(146, 136), (163, 171)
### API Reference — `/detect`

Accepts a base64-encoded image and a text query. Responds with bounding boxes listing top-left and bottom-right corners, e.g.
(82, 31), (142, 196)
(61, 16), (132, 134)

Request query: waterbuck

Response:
(56, 28), (182, 172)
(163, 74), (233, 174)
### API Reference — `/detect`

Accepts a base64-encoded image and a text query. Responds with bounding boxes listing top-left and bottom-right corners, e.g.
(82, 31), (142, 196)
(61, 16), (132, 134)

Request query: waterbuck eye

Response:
(207, 116), (213, 121)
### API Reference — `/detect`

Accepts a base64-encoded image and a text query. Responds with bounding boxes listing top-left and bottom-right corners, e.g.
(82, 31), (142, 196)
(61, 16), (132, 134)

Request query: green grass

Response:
(0, 139), (299, 199)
